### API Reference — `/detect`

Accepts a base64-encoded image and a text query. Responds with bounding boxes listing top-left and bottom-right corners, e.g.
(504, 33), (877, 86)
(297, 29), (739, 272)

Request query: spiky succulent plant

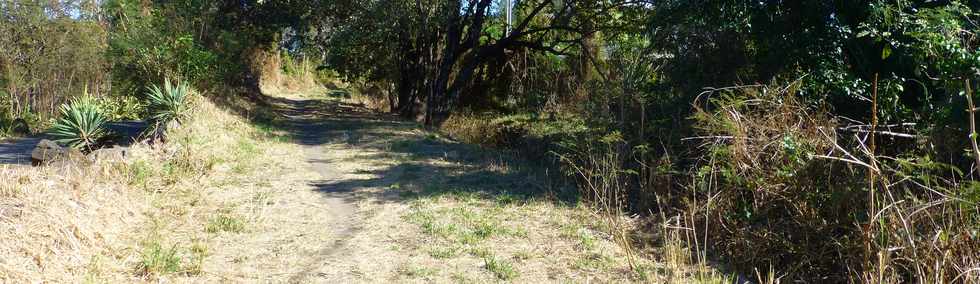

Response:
(146, 78), (191, 125)
(49, 94), (109, 151)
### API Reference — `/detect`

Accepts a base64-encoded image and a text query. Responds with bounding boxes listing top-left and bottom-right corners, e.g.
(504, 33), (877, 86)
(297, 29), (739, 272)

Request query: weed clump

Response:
(483, 254), (519, 280)
(680, 83), (979, 282)
(139, 242), (182, 276)
(205, 214), (246, 234)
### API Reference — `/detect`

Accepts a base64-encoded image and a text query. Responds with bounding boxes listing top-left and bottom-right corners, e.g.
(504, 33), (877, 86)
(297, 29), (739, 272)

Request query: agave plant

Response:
(146, 78), (191, 125)
(49, 95), (110, 151)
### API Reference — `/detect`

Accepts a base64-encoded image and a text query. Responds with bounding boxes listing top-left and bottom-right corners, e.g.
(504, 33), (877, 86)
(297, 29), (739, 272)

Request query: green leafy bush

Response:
(0, 93), (14, 138)
(0, 118), (13, 139)
(146, 79), (191, 125)
(49, 95), (110, 151)
(98, 95), (145, 121)
(0, 117), (31, 139)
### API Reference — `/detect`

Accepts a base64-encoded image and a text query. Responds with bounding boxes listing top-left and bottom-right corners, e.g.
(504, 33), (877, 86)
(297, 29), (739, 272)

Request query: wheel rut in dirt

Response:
(262, 95), (409, 282)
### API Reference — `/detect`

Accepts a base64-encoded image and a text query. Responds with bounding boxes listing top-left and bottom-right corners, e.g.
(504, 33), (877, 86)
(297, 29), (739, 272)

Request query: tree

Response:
(317, 0), (643, 124)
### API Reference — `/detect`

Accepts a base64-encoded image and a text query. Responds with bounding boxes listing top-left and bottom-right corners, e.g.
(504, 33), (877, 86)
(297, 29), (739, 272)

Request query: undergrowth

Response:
(439, 81), (980, 282)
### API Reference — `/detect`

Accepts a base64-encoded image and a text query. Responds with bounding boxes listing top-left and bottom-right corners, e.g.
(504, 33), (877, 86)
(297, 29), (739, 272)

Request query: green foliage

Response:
(483, 255), (519, 280)
(861, 1), (980, 79)
(146, 79), (191, 125)
(0, 117), (30, 139)
(0, 92), (19, 138)
(104, 0), (222, 94)
(0, 1), (109, 121)
(97, 95), (145, 121)
(204, 214), (246, 234)
(49, 94), (111, 151)
(280, 52), (300, 76)
(139, 242), (182, 276)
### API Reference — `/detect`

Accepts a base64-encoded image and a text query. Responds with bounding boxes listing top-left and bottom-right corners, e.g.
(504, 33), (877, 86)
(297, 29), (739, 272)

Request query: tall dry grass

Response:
(0, 90), (274, 281)
(0, 155), (147, 282)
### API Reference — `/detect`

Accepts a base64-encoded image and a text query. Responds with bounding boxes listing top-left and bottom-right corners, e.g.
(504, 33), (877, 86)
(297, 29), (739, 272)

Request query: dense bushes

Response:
(0, 0), (292, 129)
(681, 84), (980, 281)
(0, 2), (108, 123)
(450, 78), (979, 282)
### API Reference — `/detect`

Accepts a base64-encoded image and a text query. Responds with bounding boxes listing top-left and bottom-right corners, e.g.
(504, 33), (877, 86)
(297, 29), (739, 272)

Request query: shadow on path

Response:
(256, 92), (575, 208)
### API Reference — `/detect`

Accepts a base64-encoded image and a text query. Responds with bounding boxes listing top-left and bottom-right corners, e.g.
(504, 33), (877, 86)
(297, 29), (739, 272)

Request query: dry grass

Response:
(126, 94), (305, 282)
(0, 163), (147, 282)
(252, 49), (321, 94)
(0, 91), (296, 282)
(329, 127), (726, 283)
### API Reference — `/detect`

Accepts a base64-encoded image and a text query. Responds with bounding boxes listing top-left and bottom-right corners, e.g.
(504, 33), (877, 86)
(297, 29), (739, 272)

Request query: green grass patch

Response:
(577, 229), (596, 250)
(483, 255), (519, 280)
(398, 263), (438, 279)
(186, 241), (208, 275)
(205, 214), (246, 233)
(128, 159), (154, 188)
(428, 245), (462, 259)
(573, 252), (615, 271)
(468, 246), (492, 258)
(139, 241), (182, 276)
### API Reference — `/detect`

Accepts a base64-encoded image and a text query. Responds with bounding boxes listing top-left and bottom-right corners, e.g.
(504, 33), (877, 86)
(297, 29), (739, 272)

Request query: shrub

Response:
(483, 255), (519, 280)
(146, 78), (191, 125)
(687, 85), (848, 280)
(49, 94), (110, 151)
(0, 102), (14, 139)
(204, 214), (246, 234)
(0, 91), (33, 138)
(682, 82), (980, 282)
(98, 95), (145, 121)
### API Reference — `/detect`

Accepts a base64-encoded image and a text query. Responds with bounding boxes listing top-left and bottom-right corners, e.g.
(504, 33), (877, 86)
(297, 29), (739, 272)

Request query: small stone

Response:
(31, 139), (65, 165)
(30, 139), (89, 167)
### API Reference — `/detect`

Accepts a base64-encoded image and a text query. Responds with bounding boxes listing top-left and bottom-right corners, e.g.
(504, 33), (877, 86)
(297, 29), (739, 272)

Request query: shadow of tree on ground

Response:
(255, 91), (579, 208)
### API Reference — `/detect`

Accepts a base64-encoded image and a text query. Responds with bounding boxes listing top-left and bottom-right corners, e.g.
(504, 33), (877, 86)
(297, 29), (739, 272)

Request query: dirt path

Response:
(187, 91), (692, 283)
(192, 93), (420, 282)
(271, 96), (368, 282)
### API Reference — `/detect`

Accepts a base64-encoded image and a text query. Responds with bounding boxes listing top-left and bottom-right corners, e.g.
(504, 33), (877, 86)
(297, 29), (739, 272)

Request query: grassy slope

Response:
(0, 93), (295, 282)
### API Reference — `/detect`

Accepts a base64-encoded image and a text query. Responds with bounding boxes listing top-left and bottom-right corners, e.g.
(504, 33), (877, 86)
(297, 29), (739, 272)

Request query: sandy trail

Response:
(197, 93), (418, 282)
